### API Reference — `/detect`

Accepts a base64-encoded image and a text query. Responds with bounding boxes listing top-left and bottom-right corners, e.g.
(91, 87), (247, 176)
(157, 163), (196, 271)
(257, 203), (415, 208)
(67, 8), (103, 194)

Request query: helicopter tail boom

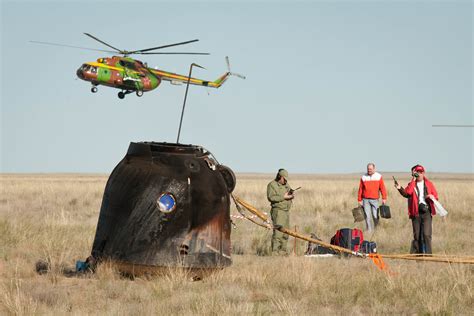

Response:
(149, 57), (244, 89)
(150, 68), (220, 88)
(209, 72), (231, 88)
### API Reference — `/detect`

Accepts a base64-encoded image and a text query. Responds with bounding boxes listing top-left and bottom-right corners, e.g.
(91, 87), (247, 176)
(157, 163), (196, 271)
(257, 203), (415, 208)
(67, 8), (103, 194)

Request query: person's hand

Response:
(284, 192), (294, 200)
(358, 201), (363, 207)
(426, 194), (436, 201)
(394, 183), (402, 190)
(382, 199), (386, 205)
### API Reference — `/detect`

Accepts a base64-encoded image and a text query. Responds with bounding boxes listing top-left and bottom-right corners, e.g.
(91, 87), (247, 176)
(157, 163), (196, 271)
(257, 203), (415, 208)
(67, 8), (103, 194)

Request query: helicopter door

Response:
(123, 72), (143, 90)
(121, 67), (136, 88)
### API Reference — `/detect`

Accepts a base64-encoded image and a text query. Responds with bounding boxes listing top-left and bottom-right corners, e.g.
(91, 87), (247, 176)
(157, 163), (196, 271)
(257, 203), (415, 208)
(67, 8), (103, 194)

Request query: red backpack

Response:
(330, 228), (364, 252)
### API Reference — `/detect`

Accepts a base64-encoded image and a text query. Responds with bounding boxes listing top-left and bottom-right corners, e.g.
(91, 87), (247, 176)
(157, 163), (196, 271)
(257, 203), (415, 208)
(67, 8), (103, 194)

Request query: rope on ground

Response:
(232, 195), (365, 258)
(231, 194), (474, 265)
(231, 213), (267, 220)
(369, 254), (392, 273)
(231, 195), (272, 229)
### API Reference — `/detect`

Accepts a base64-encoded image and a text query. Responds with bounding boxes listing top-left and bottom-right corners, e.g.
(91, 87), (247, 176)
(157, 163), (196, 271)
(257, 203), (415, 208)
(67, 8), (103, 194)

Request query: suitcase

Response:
(352, 206), (365, 222)
(361, 240), (377, 254)
(378, 205), (391, 219)
(330, 228), (364, 252)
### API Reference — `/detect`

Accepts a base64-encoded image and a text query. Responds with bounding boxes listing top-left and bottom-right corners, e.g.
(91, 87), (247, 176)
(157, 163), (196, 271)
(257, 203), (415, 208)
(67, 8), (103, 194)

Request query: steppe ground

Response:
(1, 173), (473, 315)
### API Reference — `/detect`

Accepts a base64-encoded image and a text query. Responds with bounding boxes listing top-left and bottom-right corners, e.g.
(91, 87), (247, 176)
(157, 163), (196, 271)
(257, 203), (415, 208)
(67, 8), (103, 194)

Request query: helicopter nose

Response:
(76, 67), (84, 79)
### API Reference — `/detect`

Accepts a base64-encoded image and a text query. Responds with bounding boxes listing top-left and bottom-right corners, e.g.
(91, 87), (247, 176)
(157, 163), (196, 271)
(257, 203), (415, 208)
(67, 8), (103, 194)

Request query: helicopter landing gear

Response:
(136, 90), (144, 97)
(91, 86), (98, 93)
(118, 90), (133, 99)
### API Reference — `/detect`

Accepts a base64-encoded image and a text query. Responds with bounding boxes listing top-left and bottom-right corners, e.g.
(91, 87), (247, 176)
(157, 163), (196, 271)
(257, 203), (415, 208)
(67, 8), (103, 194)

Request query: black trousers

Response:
(410, 204), (432, 254)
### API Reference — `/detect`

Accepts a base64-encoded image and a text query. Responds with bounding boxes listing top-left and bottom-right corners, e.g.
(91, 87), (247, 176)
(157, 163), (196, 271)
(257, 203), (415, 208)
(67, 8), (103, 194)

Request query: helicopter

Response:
(31, 33), (245, 99)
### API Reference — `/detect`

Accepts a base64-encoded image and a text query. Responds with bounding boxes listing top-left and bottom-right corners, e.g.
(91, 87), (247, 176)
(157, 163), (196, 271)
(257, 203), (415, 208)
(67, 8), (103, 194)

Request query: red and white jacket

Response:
(357, 172), (387, 201)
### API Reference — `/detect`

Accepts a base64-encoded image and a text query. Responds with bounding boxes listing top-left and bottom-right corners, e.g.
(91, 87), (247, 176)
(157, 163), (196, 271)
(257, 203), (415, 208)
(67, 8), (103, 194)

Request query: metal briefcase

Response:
(378, 205), (391, 219)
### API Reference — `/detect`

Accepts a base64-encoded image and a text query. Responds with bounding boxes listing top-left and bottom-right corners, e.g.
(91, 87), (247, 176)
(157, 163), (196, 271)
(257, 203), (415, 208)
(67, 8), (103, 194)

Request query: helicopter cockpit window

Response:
(90, 66), (97, 74)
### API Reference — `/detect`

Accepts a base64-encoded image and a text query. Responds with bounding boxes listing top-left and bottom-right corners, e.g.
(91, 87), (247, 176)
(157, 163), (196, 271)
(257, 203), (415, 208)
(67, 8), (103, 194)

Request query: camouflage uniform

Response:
(267, 179), (292, 255)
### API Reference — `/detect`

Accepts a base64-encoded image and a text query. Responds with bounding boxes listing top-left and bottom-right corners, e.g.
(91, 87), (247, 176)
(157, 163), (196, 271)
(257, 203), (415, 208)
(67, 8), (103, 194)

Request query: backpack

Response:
(330, 228), (364, 252)
(360, 240), (377, 254)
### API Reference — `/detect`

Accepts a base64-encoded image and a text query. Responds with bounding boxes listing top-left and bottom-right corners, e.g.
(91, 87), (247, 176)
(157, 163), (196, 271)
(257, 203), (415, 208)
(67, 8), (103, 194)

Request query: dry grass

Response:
(0, 173), (473, 315)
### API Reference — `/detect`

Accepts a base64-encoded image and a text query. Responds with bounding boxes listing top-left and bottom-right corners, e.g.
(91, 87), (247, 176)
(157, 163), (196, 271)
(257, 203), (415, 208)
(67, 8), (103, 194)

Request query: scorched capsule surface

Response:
(91, 142), (235, 272)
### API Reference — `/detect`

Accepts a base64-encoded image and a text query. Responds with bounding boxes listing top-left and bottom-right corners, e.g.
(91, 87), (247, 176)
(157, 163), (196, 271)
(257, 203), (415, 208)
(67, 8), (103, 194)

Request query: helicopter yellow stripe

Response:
(150, 69), (220, 87)
(86, 62), (122, 72)
(152, 70), (206, 83)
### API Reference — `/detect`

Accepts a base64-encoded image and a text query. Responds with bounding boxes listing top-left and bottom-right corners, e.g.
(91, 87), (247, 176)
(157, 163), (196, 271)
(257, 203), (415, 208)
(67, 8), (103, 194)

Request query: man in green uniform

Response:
(267, 169), (295, 255)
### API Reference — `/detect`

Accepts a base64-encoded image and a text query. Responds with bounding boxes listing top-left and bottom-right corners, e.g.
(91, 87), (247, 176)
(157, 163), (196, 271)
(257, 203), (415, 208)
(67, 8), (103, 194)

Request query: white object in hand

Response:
(432, 199), (448, 217)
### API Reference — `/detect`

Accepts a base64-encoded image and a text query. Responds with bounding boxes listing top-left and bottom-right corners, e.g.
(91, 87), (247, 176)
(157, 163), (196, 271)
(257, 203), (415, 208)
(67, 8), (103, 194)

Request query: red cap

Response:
(413, 165), (425, 173)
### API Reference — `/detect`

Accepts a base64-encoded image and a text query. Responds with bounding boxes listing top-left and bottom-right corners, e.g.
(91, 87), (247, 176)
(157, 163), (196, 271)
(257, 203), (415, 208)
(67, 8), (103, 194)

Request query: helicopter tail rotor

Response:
(225, 56), (246, 80)
(209, 57), (245, 88)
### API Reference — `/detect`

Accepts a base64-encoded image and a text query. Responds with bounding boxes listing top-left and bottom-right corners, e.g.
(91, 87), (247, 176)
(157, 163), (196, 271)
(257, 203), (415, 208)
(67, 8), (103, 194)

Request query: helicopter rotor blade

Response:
(139, 52), (210, 55)
(432, 125), (474, 128)
(29, 40), (118, 54)
(33, 34), (208, 56)
(128, 39), (200, 54)
(230, 72), (246, 79)
(83, 33), (123, 53)
(226, 56), (231, 72)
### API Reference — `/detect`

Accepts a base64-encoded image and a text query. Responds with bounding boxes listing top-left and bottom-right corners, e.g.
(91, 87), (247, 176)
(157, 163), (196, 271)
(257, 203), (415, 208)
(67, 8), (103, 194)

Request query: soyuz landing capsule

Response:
(91, 142), (236, 275)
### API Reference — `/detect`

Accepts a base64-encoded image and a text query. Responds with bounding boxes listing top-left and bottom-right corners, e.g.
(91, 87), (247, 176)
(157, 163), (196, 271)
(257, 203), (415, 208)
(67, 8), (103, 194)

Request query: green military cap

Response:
(278, 169), (289, 179)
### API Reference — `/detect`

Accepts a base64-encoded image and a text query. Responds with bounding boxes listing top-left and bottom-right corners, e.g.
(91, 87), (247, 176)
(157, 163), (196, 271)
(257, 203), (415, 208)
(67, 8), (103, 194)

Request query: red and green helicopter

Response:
(32, 33), (245, 99)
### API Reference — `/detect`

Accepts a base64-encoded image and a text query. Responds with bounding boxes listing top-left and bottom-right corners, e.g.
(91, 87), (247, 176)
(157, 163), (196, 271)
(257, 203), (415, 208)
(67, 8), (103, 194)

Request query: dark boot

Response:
(373, 216), (379, 227)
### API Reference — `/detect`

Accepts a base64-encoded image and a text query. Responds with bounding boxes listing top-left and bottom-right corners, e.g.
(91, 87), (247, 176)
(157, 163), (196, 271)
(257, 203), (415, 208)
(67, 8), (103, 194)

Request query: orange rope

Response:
(232, 195), (474, 265)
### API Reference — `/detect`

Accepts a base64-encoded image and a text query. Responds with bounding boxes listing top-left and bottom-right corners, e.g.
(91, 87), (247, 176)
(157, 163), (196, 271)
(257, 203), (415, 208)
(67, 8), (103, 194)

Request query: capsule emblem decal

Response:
(157, 193), (176, 213)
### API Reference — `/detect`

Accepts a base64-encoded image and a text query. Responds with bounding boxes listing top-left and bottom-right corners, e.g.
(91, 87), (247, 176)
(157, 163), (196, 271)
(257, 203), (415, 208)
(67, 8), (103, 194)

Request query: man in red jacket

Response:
(357, 163), (387, 233)
(395, 165), (438, 254)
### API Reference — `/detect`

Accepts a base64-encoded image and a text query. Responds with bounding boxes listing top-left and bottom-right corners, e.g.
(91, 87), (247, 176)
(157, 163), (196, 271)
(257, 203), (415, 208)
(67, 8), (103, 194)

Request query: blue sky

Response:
(1, 0), (472, 174)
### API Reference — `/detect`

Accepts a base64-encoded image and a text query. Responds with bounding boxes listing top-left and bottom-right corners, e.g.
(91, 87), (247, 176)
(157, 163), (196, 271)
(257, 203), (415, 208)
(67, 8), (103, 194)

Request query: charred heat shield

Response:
(91, 142), (236, 271)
